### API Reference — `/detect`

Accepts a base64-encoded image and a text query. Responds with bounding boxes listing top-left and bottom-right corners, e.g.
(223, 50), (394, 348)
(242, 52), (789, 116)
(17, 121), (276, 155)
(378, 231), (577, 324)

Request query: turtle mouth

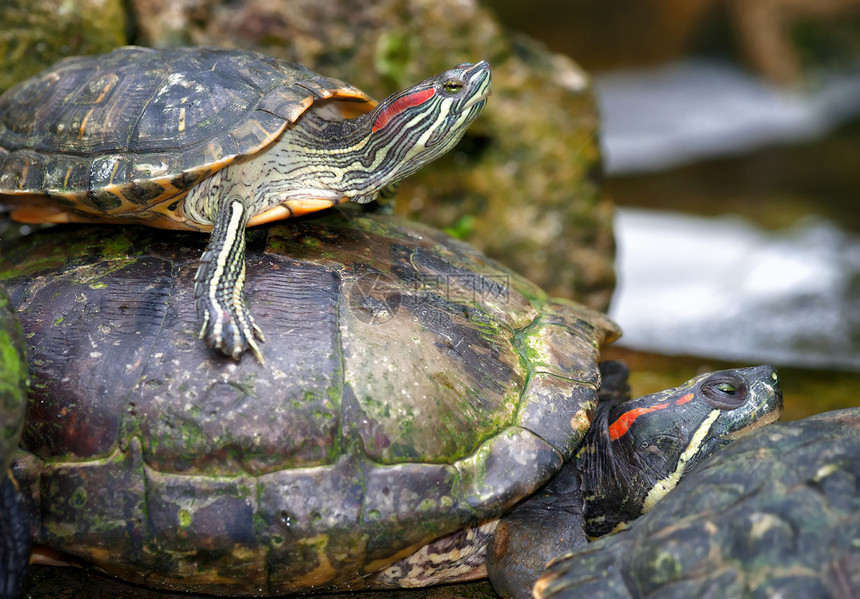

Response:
(463, 61), (493, 108)
(722, 405), (783, 441)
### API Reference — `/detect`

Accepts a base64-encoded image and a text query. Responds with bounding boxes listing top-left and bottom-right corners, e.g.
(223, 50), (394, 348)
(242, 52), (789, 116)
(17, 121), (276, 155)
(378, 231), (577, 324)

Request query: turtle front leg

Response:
(194, 198), (265, 363)
(486, 463), (587, 599)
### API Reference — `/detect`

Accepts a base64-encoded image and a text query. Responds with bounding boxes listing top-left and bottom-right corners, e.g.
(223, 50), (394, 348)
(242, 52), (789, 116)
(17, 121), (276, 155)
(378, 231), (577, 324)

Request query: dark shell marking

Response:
(0, 46), (371, 224)
(2, 212), (619, 594)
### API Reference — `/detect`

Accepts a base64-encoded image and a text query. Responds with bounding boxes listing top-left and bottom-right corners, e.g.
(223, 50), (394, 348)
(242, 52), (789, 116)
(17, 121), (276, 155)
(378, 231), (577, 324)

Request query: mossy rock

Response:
(0, 0), (128, 93)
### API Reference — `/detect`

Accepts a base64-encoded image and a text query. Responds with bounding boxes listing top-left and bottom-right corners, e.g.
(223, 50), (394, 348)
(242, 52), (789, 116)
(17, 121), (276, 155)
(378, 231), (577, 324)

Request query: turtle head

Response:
(346, 61), (491, 201)
(579, 365), (783, 537)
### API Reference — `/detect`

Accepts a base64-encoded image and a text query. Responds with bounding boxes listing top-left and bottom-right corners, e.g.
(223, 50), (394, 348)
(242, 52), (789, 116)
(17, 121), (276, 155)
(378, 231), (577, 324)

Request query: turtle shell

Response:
(0, 46), (372, 228)
(536, 408), (860, 599)
(2, 211), (619, 595)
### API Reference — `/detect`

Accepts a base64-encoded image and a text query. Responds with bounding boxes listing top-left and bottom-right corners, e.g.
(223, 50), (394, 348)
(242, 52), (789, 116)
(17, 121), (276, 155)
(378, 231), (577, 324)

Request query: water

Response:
(596, 60), (860, 174)
(610, 209), (860, 372)
(595, 59), (860, 374)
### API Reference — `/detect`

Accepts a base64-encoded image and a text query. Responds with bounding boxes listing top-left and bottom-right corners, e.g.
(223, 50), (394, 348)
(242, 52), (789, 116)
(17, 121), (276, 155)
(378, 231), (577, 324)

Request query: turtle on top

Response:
(0, 46), (491, 363)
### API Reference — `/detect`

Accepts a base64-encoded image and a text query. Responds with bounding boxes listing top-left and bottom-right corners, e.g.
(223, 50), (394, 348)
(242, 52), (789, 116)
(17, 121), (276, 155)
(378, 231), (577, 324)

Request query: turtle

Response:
(535, 406), (860, 599)
(0, 285), (29, 599)
(0, 46), (491, 363)
(0, 211), (783, 597)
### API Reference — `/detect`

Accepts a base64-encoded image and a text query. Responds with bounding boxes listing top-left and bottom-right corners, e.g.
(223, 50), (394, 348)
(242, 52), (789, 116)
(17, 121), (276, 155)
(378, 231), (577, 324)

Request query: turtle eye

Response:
(442, 80), (464, 94)
(701, 374), (748, 410)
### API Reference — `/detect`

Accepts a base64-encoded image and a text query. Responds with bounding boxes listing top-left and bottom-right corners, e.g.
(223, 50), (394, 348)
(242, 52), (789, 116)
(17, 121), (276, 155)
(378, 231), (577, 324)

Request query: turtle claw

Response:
(252, 322), (265, 343)
(197, 302), (265, 364)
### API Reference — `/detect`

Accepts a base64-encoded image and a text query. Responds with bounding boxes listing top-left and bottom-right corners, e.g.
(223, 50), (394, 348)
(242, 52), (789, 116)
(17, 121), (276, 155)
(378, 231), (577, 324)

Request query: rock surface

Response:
(0, 0), (127, 92)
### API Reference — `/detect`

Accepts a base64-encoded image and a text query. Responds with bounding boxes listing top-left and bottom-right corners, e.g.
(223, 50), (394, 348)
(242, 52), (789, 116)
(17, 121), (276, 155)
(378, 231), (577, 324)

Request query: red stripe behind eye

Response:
(372, 88), (436, 133)
(608, 403), (670, 441)
(675, 392), (694, 405)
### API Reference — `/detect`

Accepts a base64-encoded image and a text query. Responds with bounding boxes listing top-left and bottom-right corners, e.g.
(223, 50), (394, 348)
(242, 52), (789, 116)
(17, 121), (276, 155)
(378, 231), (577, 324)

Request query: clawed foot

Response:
(194, 198), (266, 363)
(197, 296), (265, 363)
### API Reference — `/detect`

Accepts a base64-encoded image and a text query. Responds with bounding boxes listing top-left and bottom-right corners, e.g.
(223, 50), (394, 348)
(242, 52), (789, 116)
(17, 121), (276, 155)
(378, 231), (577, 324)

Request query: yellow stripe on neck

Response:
(641, 408), (721, 513)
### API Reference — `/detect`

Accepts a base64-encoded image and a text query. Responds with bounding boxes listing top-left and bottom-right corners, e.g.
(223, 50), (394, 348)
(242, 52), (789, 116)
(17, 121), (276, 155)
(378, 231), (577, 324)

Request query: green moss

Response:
(326, 385), (340, 403)
(444, 214), (477, 240)
(178, 509), (192, 530)
(101, 230), (135, 260)
(363, 395), (390, 418)
(71, 487), (87, 508)
(0, 329), (25, 389)
(0, 318), (26, 467)
(514, 323), (549, 373)
(0, 254), (67, 280)
(651, 550), (683, 583)
(397, 412), (414, 438)
(374, 32), (415, 89)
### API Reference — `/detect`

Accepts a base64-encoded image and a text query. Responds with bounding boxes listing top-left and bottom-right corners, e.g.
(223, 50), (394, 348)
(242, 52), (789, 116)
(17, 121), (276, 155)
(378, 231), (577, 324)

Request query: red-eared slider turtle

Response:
(0, 286), (29, 599)
(536, 407), (860, 599)
(0, 46), (491, 362)
(1, 212), (782, 597)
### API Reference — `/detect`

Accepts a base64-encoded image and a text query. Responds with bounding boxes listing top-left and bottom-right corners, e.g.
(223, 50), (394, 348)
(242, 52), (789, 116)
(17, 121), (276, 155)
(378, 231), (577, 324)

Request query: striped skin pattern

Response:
(0, 48), (491, 361)
(578, 365), (783, 538)
(193, 199), (264, 362)
(186, 61), (491, 361)
(186, 62), (491, 222)
(373, 521), (498, 588)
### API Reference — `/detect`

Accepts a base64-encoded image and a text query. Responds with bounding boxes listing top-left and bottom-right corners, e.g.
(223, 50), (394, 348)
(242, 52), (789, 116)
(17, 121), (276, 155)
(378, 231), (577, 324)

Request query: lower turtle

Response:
(1, 211), (782, 597)
(535, 406), (860, 599)
(0, 286), (29, 599)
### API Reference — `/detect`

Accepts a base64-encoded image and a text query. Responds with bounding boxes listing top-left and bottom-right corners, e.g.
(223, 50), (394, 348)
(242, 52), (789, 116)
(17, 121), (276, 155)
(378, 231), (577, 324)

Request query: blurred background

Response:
(1, 0), (858, 414)
(490, 0), (860, 418)
(2, 1), (859, 597)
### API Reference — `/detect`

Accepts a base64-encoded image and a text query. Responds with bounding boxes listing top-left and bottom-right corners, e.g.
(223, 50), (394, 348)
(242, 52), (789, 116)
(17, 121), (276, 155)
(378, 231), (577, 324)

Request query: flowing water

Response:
(597, 60), (860, 418)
